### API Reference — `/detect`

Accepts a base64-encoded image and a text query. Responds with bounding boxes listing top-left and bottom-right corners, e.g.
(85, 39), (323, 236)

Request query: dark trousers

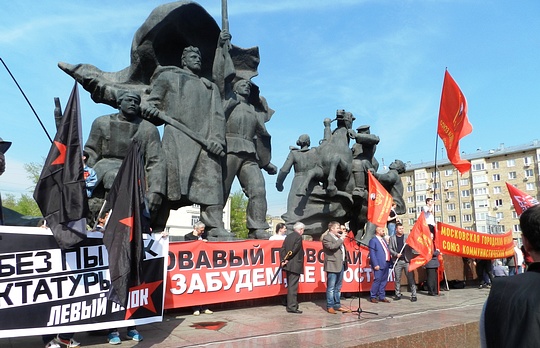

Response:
(370, 265), (389, 300)
(286, 271), (300, 311)
(426, 267), (438, 294)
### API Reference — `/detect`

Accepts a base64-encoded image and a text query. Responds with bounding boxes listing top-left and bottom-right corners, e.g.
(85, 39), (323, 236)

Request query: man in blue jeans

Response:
(322, 221), (351, 314)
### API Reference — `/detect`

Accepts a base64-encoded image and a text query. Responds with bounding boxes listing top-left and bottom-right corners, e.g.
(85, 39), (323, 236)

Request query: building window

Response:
(463, 214), (472, 222)
(446, 192), (455, 199)
(416, 194), (426, 202)
(508, 172), (517, 179)
(409, 219), (415, 225)
(445, 169), (453, 176)
(494, 199), (503, 207)
(474, 187), (488, 195)
(407, 196), (414, 203)
(192, 204), (200, 209)
(461, 190), (470, 197)
(448, 215), (457, 223)
(462, 202), (471, 209)
(473, 175), (487, 183)
(499, 224), (505, 231)
(415, 172), (426, 180)
(496, 212), (504, 220)
(513, 224), (520, 232)
(407, 185), (413, 192)
(526, 182), (535, 191)
(512, 211), (519, 219)
(472, 163), (485, 171)
(191, 215), (200, 226)
(416, 183), (427, 191)
(507, 159), (515, 167)
(491, 161), (499, 169)
(435, 204), (441, 212)
(479, 226), (487, 233)
(493, 186), (502, 194)
(476, 212), (487, 220)
(460, 178), (469, 186)
(524, 156), (533, 166)
(447, 203), (456, 210)
(475, 200), (488, 208)
(446, 180), (454, 188)
(492, 174), (501, 181)
(406, 175), (412, 183)
(525, 169), (534, 177)
(408, 207), (416, 214)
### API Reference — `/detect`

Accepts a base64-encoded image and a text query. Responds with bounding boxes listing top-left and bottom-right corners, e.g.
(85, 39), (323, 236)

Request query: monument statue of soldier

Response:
(84, 91), (165, 226)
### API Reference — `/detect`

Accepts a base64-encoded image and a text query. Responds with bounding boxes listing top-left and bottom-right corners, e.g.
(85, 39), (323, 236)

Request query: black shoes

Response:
(410, 296), (417, 302)
(287, 309), (303, 314)
(393, 295), (402, 301)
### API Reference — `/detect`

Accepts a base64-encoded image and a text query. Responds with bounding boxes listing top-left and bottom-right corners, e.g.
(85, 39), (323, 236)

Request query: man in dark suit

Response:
(482, 204), (540, 347)
(280, 222), (305, 314)
(368, 226), (391, 303)
(389, 223), (418, 302)
(322, 221), (350, 314)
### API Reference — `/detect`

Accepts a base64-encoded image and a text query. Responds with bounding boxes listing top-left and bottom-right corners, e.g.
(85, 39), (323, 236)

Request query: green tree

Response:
(230, 189), (249, 239)
(2, 161), (42, 216)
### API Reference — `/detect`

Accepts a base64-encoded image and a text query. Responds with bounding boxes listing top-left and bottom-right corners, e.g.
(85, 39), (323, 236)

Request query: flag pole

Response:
(0, 57), (53, 143)
(389, 243), (407, 281)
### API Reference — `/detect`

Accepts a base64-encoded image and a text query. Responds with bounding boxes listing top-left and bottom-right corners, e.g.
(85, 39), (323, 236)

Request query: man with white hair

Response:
(280, 222), (305, 314)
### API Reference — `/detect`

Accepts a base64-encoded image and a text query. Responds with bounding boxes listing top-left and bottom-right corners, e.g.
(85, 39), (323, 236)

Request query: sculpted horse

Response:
(297, 110), (355, 197)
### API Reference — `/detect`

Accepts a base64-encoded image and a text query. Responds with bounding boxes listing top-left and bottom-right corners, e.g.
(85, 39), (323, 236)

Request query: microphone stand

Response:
(344, 235), (378, 318)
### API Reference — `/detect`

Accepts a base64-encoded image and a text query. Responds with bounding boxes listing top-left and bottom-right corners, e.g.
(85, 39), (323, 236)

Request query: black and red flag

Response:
(33, 82), (88, 249)
(103, 139), (150, 307)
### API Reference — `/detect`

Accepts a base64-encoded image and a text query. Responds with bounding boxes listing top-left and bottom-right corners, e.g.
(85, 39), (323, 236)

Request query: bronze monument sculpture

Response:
(57, 1), (403, 240)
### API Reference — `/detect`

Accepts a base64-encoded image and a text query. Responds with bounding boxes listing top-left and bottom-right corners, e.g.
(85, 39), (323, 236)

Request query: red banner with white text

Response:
(165, 240), (393, 309)
(437, 222), (514, 260)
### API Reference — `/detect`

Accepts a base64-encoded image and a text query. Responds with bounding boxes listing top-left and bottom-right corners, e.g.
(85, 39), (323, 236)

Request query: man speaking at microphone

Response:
(322, 221), (351, 314)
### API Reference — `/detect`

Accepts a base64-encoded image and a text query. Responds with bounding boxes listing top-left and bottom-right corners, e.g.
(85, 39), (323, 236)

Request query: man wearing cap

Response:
(84, 90), (165, 225)
(0, 138), (12, 225)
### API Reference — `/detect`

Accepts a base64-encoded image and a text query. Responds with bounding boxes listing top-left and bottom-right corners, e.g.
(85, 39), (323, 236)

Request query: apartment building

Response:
(399, 141), (540, 240)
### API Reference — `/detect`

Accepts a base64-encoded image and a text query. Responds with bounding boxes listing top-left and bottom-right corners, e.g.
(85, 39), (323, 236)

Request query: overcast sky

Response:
(1, 0), (539, 216)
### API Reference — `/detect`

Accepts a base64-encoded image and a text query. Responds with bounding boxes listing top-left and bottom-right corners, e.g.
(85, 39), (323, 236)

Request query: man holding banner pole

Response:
(389, 223), (417, 302)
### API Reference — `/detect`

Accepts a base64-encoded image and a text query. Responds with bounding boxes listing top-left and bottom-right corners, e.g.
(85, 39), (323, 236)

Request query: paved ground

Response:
(1, 286), (488, 348)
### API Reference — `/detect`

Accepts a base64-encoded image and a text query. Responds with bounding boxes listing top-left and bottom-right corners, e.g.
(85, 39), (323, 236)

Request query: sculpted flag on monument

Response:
(407, 212), (434, 271)
(506, 182), (539, 216)
(33, 82), (88, 249)
(437, 70), (473, 175)
(367, 171), (393, 227)
(104, 140), (149, 307)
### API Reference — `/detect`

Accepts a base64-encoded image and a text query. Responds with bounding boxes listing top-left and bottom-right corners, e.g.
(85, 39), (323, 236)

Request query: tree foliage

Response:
(2, 161), (42, 217)
(230, 189), (249, 239)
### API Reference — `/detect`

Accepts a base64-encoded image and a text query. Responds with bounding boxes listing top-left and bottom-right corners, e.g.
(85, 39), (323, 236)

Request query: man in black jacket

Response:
(482, 204), (540, 347)
(280, 222), (305, 314)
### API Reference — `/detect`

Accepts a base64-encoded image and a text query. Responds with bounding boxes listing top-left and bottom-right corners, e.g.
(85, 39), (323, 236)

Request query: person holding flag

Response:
(424, 233), (441, 296)
(389, 223), (418, 302)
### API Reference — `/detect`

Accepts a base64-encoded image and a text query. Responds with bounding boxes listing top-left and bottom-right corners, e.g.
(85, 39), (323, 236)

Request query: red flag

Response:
(367, 171), (392, 227)
(33, 82), (88, 249)
(103, 140), (150, 307)
(437, 70), (472, 175)
(407, 212), (434, 271)
(506, 182), (539, 216)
